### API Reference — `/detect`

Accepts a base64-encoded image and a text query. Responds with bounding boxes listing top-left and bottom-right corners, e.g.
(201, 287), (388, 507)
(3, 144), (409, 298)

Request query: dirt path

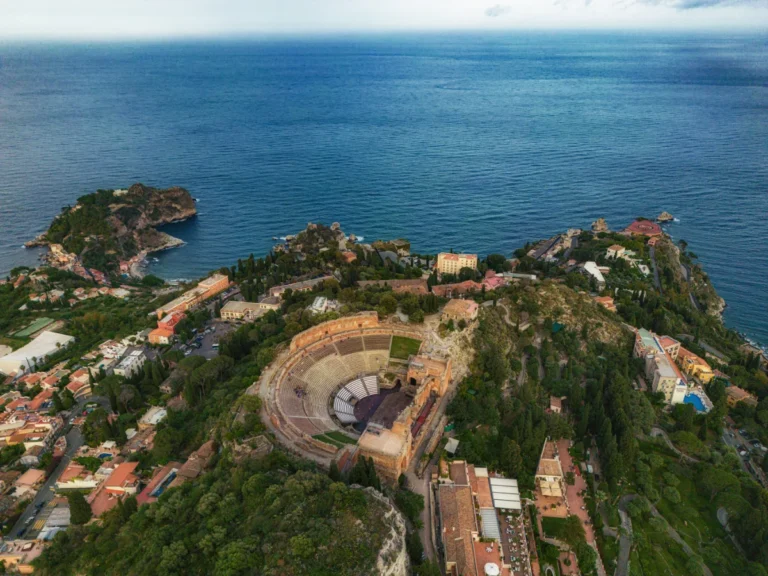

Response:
(650, 427), (700, 464)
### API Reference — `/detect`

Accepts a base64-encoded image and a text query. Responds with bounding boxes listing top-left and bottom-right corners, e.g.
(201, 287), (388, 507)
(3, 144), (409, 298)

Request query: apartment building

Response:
(436, 252), (478, 275)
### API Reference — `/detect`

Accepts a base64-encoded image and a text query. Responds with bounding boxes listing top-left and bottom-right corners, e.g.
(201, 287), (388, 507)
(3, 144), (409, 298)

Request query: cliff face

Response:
(368, 488), (409, 576)
(38, 183), (197, 272)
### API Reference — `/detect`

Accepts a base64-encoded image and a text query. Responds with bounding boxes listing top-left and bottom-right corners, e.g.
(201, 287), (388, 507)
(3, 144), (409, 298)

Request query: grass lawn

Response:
(390, 336), (421, 360)
(14, 317), (54, 338)
(541, 516), (568, 540)
(325, 431), (358, 445)
(312, 434), (343, 448)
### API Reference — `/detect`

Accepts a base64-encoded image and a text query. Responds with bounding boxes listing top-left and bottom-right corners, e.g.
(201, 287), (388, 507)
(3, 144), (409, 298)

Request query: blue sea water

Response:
(0, 33), (767, 345)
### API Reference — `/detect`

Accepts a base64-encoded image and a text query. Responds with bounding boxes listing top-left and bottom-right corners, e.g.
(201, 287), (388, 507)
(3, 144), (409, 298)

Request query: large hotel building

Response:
(155, 274), (230, 318)
(436, 253), (478, 275)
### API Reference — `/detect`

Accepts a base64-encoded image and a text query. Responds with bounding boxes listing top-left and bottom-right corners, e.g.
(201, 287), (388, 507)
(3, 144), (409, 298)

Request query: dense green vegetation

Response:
(5, 219), (766, 575)
(36, 453), (394, 576)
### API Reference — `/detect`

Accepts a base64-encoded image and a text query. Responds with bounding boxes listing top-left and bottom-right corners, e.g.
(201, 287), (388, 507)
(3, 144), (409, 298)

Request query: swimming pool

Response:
(684, 393), (706, 413)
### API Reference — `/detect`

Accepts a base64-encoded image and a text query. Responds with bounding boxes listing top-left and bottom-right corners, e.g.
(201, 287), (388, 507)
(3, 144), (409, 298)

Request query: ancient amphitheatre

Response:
(258, 311), (462, 481)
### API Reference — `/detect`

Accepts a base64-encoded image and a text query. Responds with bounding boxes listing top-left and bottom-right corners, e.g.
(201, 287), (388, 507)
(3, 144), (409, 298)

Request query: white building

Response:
(0, 332), (75, 376)
(308, 296), (329, 314)
(606, 245), (626, 259)
(581, 261), (606, 289)
(138, 406), (167, 429)
(114, 350), (146, 379)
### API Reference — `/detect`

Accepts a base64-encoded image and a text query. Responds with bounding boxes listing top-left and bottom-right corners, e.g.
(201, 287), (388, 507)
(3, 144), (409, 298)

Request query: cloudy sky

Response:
(1, 0), (766, 38)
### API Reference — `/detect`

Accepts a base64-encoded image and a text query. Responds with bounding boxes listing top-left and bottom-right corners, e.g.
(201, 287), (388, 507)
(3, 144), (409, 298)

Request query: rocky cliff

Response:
(33, 183), (196, 272)
(368, 488), (409, 576)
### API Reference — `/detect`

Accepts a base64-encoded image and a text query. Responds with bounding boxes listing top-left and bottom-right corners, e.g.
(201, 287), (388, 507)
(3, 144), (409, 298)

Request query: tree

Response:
(379, 295), (397, 315)
(700, 467), (740, 502)
(394, 489), (424, 527)
(500, 439), (523, 478)
(68, 491), (92, 525)
(561, 514), (586, 546)
(329, 460), (341, 482)
(406, 529), (424, 564)
(672, 403), (695, 431)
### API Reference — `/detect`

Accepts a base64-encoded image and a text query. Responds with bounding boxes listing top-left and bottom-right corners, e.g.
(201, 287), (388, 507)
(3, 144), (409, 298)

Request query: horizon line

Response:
(2, 25), (768, 44)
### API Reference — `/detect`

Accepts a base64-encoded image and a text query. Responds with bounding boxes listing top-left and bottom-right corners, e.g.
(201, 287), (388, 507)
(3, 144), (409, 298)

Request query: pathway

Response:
(649, 247), (663, 295)
(615, 494), (713, 576)
(650, 427), (700, 464)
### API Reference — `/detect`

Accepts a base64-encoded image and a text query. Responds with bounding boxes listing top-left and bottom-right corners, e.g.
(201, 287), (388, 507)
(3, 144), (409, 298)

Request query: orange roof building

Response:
(593, 296), (617, 312)
(677, 347), (714, 384)
(442, 299), (479, 323)
(148, 328), (175, 345)
(623, 219), (662, 237)
(725, 385), (758, 408)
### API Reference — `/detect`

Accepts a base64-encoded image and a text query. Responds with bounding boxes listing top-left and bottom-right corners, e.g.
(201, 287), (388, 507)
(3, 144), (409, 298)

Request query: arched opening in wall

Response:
(409, 377), (418, 387)
(395, 379), (402, 387)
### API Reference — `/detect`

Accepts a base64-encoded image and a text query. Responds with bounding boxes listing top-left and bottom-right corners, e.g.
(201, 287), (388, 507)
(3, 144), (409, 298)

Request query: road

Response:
(616, 493), (713, 576)
(615, 495), (637, 576)
(10, 426), (83, 539)
(9, 395), (110, 539)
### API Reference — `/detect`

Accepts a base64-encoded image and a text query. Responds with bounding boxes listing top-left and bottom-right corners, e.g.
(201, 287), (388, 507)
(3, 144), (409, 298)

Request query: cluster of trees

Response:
(96, 358), (170, 416)
(36, 453), (394, 576)
(447, 304), (573, 486)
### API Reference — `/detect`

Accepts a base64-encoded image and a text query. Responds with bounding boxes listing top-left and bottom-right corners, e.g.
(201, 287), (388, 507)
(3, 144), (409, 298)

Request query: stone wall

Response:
(289, 312), (379, 352)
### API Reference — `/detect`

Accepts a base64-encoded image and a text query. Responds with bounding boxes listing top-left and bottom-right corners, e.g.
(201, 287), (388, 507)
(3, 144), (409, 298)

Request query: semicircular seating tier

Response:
(277, 334), (391, 435)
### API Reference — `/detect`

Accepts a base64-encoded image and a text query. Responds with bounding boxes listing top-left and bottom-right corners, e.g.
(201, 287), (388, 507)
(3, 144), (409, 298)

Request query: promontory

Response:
(27, 183), (196, 274)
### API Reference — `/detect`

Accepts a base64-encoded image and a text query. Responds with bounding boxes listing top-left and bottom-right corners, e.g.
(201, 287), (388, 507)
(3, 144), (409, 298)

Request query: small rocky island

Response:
(657, 211), (674, 222)
(28, 183), (196, 278)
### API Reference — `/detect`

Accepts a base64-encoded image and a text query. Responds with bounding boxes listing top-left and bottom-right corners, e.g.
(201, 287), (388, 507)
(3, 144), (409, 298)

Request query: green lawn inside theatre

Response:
(389, 336), (421, 360)
(325, 431), (358, 445)
(313, 434), (344, 448)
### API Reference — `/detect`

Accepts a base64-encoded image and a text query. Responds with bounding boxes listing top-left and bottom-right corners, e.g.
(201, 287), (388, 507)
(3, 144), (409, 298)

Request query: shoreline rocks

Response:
(657, 211), (674, 223)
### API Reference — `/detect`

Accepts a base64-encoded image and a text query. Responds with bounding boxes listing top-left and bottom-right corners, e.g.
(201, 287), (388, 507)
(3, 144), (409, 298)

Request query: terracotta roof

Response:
(58, 463), (86, 483)
(29, 389), (54, 411)
(70, 369), (89, 380)
(725, 386), (757, 404)
(443, 299), (479, 318)
(536, 459), (563, 477)
(105, 462), (139, 490)
(657, 336), (679, 349)
(16, 468), (45, 487)
(624, 219), (662, 237)
(149, 328), (174, 339)
(439, 484), (478, 576)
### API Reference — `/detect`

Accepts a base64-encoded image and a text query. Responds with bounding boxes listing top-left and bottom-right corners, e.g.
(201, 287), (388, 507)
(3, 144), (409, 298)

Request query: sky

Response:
(1, 0), (767, 38)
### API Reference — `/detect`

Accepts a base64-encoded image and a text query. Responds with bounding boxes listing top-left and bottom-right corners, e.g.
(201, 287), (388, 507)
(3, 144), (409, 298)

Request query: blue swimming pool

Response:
(684, 393), (706, 413)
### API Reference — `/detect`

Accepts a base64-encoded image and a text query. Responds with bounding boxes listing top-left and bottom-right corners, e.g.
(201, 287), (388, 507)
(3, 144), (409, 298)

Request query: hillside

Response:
(32, 183), (196, 272)
(35, 454), (407, 576)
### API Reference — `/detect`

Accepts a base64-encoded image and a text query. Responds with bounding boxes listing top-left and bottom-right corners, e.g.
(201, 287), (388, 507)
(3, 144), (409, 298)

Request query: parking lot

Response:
(177, 320), (235, 360)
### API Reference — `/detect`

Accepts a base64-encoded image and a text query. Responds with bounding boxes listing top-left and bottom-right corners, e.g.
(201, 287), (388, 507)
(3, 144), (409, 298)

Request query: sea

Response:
(0, 33), (766, 346)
